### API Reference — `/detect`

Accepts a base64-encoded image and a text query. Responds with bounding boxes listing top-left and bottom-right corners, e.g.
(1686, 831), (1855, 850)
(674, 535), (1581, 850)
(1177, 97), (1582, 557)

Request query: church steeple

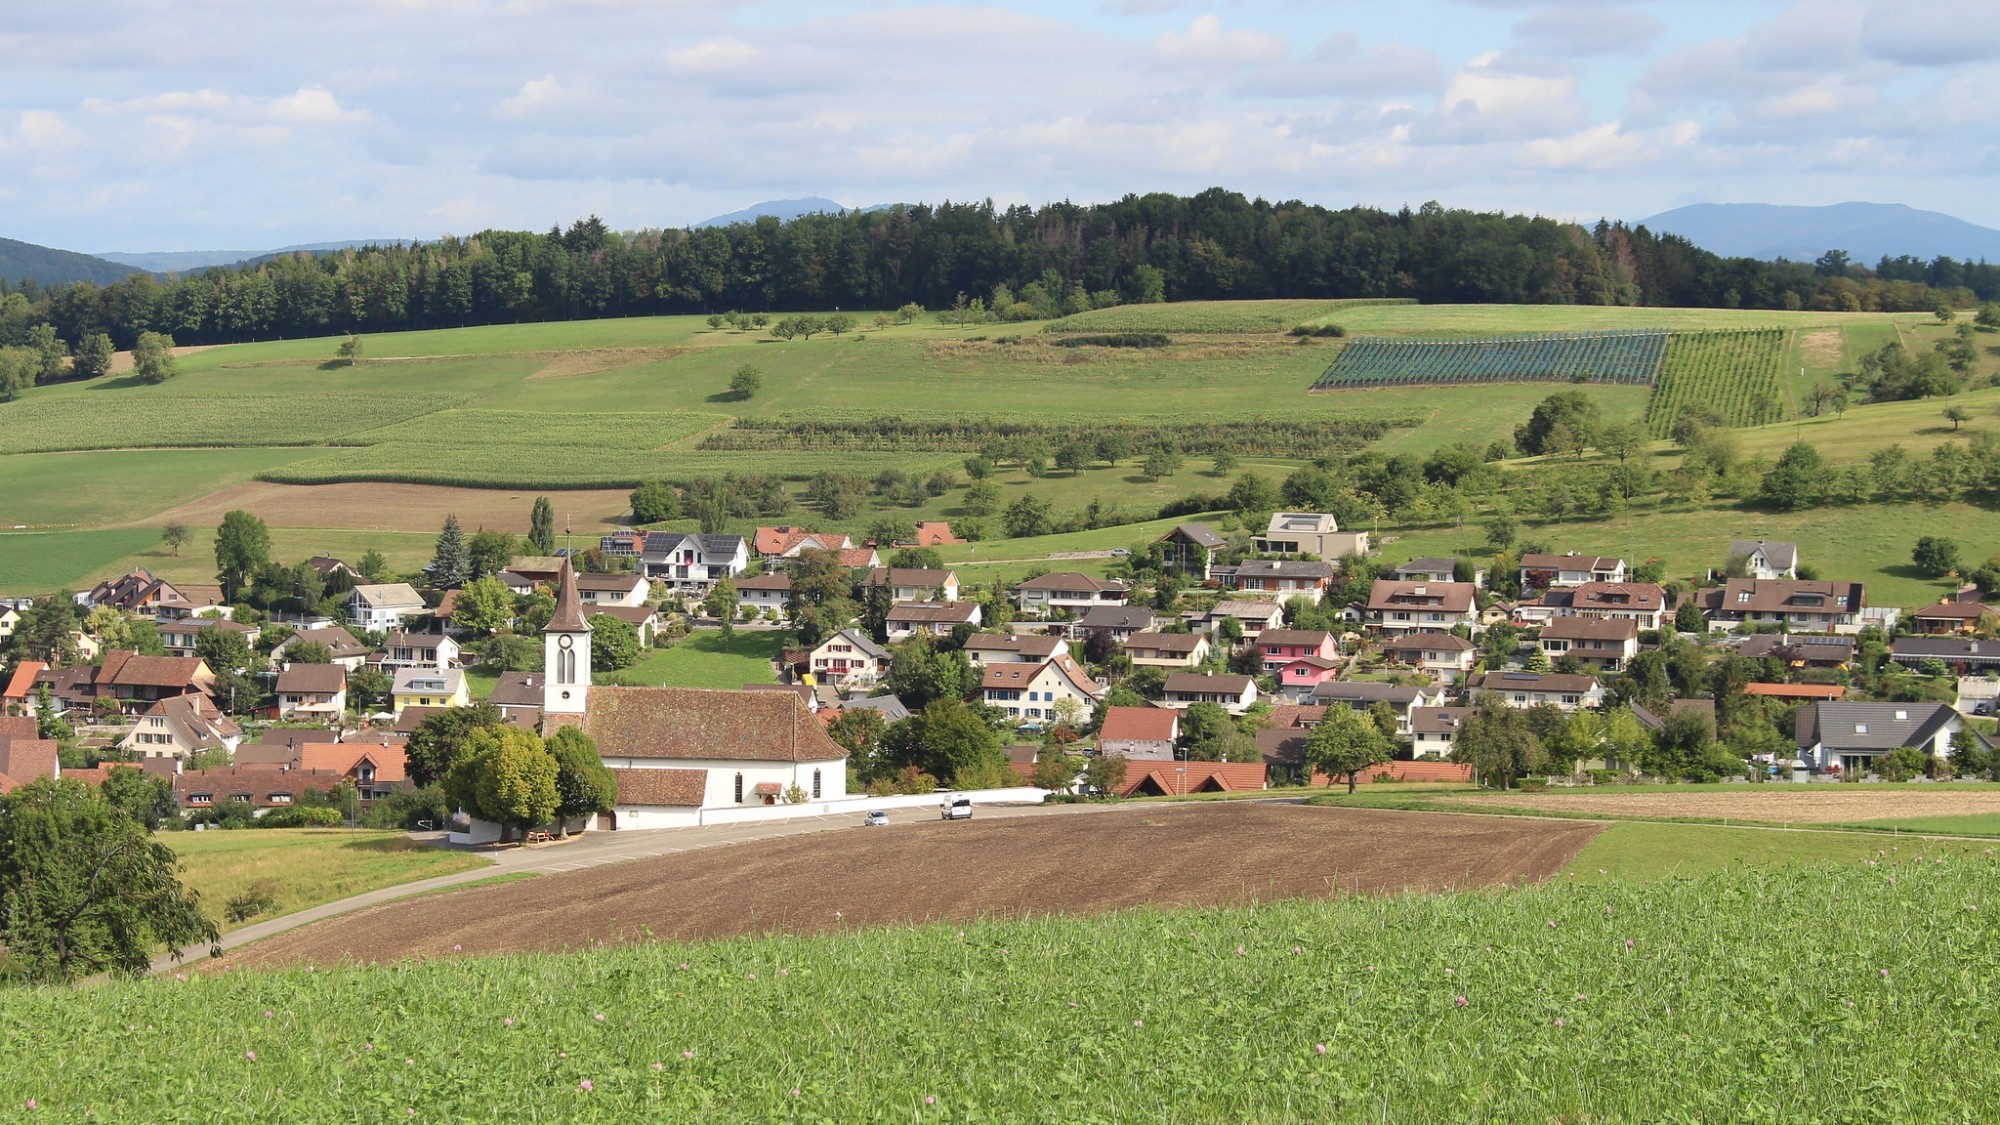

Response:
(544, 558), (592, 717)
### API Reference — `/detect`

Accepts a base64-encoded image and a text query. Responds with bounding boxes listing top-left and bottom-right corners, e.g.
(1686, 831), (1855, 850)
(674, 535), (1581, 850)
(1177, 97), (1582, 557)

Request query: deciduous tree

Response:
(444, 727), (560, 842)
(1303, 704), (1394, 793)
(213, 510), (271, 602)
(529, 496), (556, 555)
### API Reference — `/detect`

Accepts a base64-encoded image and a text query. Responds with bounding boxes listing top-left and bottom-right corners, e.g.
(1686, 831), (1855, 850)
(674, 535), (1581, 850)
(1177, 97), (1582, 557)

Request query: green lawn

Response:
(166, 829), (492, 931)
(605, 630), (785, 689)
(1847, 813), (2000, 836)
(0, 528), (168, 595)
(1562, 821), (1978, 881)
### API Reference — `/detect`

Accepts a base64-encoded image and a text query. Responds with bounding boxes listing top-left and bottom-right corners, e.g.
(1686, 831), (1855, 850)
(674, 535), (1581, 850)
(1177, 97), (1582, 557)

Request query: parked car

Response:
(864, 810), (889, 827)
(940, 796), (973, 820)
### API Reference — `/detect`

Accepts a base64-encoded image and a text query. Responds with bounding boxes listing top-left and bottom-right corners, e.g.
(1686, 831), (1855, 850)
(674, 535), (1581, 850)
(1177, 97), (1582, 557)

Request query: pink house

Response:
(1272, 655), (1341, 696)
(1255, 629), (1338, 669)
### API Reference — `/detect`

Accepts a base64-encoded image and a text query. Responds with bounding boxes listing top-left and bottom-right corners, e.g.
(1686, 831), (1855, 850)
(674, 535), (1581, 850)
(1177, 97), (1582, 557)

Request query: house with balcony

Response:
(807, 629), (891, 687)
(1365, 581), (1480, 637)
(885, 601), (983, 641)
(640, 533), (748, 594)
(1542, 582), (1669, 631)
(1536, 617), (1639, 671)
(1123, 632), (1212, 668)
(1909, 599), (1993, 635)
(391, 667), (467, 718)
(157, 617), (260, 659)
(1468, 670), (1606, 711)
(981, 655), (1105, 723)
(1071, 605), (1156, 641)
(1010, 572), (1130, 617)
(1696, 579), (1868, 634)
(347, 583), (427, 632)
(1393, 556), (1480, 585)
(1309, 681), (1451, 735)
(1519, 552), (1627, 591)
(863, 567), (960, 603)
(1796, 701), (1976, 775)
(962, 632), (1069, 666)
(117, 694), (240, 760)
(1256, 629), (1338, 670)
(380, 631), (459, 672)
(1162, 672), (1259, 714)
(1270, 655), (1341, 700)
(1213, 559), (1337, 604)
(274, 663), (348, 721)
(1378, 632), (1477, 677)
(1159, 523), (1225, 580)
(1254, 512), (1368, 560)
(1727, 539), (1798, 580)
(272, 626), (369, 670)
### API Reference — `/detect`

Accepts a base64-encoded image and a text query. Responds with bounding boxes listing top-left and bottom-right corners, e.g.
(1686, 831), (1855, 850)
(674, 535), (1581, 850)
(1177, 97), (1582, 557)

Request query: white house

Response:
(118, 695), (241, 760)
(1378, 632), (1478, 677)
(1468, 670), (1606, 712)
(734, 573), (793, 620)
(807, 629), (892, 687)
(980, 654), (1105, 723)
(1728, 540), (1799, 580)
(1795, 701), (1972, 775)
(157, 618), (260, 659)
(1411, 706), (1475, 759)
(1123, 632), (1212, 668)
(1537, 617), (1639, 671)
(885, 601), (983, 641)
(863, 567), (960, 603)
(961, 633), (1069, 666)
(1253, 512), (1369, 559)
(1520, 553), (1627, 590)
(274, 663), (348, 721)
(1212, 559), (1336, 604)
(575, 571), (650, 607)
(1161, 672), (1259, 714)
(640, 533), (748, 594)
(1011, 573), (1130, 617)
(1365, 581), (1480, 636)
(347, 584), (427, 632)
(1698, 579), (1867, 634)
(380, 631), (459, 671)
(273, 626), (370, 670)
(1311, 681), (1451, 735)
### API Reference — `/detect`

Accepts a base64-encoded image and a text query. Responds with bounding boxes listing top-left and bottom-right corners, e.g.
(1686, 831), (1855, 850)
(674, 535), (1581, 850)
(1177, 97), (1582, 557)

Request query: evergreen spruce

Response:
(430, 513), (470, 587)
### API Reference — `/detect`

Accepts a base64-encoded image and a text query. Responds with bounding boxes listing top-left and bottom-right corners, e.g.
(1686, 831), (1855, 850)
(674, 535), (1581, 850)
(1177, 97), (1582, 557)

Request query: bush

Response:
(1051, 333), (1170, 349)
(224, 885), (279, 923)
(1287, 324), (1346, 338)
(260, 806), (344, 828)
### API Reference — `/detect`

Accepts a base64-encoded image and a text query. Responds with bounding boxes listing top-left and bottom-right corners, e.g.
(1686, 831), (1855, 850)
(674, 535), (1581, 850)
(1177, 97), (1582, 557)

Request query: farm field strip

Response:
(1645, 328), (1788, 435)
(0, 393), (468, 453)
(1315, 329), (1669, 389)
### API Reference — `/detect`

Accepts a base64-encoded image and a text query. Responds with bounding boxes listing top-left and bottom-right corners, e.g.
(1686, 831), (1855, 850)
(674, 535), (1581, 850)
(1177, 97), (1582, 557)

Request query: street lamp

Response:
(1175, 765), (1186, 798)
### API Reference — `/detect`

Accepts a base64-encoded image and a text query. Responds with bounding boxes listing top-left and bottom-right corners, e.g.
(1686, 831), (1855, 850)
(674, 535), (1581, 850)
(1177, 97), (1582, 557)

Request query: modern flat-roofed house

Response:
(347, 583), (427, 632)
(1095, 705), (1178, 761)
(862, 567), (960, 603)
(1161, 672), (1258, 714)
(1727, 539), (1799, 580)
(274, 663), (348, 721)
(1468, 670), (1606, 711)
(1365, 581), (1479, 636)
(1378, 632), (1477, 677)
(1536, 617), (1639, 671)
(1519, 552), (1626, 591)
(1393, 557), (1472, 585)
(1796, 701), (1975, 775)
(1697, 579), (1868, 634)
(1159, 523), (1226, 580)
(1123, 632), (1211, 668)
(1011, 573), (1130, 617)
(1254, 512), (1368, 560)
(1214, 559), (1337, 603)
(962, 632), (1069, 666)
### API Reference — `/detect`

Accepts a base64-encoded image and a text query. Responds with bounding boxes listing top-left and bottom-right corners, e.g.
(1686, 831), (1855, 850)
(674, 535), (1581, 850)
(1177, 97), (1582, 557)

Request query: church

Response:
(540, 560), (850, 831)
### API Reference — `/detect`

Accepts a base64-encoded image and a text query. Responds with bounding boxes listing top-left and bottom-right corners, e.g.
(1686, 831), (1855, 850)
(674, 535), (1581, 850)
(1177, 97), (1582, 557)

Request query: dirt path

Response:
(1449, 788), (2000, 824)
(211, 804), (1599, 969)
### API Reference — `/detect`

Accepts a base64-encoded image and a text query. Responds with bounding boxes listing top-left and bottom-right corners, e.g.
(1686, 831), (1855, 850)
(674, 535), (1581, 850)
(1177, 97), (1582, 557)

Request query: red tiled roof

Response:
(912, 522), (964, 546)
(102, 652), (210, 689)
(1743, 682), (1847, 700)
(0, 737), (59, 789)
(1118, 761), (1266, 797)
(277, 663), (347, 694)
(611, 767), (707, 806)
(2, 661), (46, 701)
(583, 687), (848, 762)
(301, 743), (409, 783)
(0, 715), (37, 740)
(1097, 706), (1177, 743)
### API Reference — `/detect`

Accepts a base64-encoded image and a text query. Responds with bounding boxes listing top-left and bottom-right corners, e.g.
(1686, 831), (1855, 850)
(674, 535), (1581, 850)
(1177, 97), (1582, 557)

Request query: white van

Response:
(940, 796), (973, 821)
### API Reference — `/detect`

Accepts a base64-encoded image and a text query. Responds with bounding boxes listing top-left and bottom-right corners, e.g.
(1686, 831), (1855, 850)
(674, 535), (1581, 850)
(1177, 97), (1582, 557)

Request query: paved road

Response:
(152, 801), (1108, 972)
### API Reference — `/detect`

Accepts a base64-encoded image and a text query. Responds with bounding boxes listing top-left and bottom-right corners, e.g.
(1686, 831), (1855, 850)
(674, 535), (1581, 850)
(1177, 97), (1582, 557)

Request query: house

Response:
(1795, 701), (1973, 774)
(807, 629), (892, 687)
(347, 584), (427, 631)
(0, 605), (19, 646)
(1727, 540), (1799, 580)
(80, 651), (216, 713)
(300, 740), (409, 803)
(1519, 552), (1626, 590)
(1010, 573), (1130, 617)
(1697, 579), (1868, 633)
(1735, 633), (1854, 668)
(1468, 670), (1606, 711)
(1116, 761), (1267, 798)
(118, 694), (241, 759)
(1890, 636), (2000, 673)
(734, 573), (793, 619)
(1365, 581), (1480, 636)
(1411, 706), (1475, 759)
(267, 626), (367, 670)
(753, 526), (852, 558)
(1309, 681), (1448, 735)
(885, 601), (983, 641)
(380, 631), (460, 671)
(835, 547), (881, 569)
(910, 522), (964, 547)
(1254, 512), (1368, 560)
(486, 671), (548, 726)
(961, 633), (1069, 666)
(1256, 629), (1339, 669)
(1213, 559), (1337, 604)
(493, 569), (539, 597)
(1378, 632), (1478, 677)
(640, 533), (748, 594)
(1536, 617), (1639, 671)
(306, 555), (357, 581)
(1096, 706), (1179, 761)
(173, 767), (354, 816)
(1393, 557), (1476, 585)
(1071, 605), (1157, 641)
(155, 617), (260, 659)
(1957, 676), (2000, 715)
(1162, 672), (1258, 714)
(863, 567), (960, 603)
(598, 532), (644, 558)
(1123, 632), (1212, 668)
(391, 667), (468, 717)
(506, 556), (569, 586)
(590, 604), (661, 646)
(274, 664), (348, 721)
(836, 694), (911, 724)
(235, 727), (341, 767)
(88, 571), (233, 621)
(1549, 582), (1669, 631)
(575, 571), (650, 608)
(1159, 523), (1225, 579)
(1200, 600), (1287, 637)
(0, 732), (59, 793)
(980, 655), (1105, 723)
(1909, 600), (1993, 635)
(2, 661), (47, 716)
(1270, 656), (1341, 700)
(1743, 683), (1846, 702)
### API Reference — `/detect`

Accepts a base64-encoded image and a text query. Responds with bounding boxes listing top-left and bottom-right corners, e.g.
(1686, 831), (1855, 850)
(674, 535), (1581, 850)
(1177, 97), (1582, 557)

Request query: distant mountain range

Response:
(693, 197), (896, 228)
(0, 236), (136, 288)
(1638, 202), (2000, 264)
(95, 240), (411, 273)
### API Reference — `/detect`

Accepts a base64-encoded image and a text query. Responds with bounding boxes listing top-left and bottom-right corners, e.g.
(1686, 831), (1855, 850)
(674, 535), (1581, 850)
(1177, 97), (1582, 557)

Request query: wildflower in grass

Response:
(1291, 946), (1302, 954)
(749, 973), (758, 980)
(366, 1042), (375, 1051)
(406, 1059), (415, 1066)
(407, 1110), (415, 1117)
(1624, 939), (1635, 949)
(1235, 946), (1246, 956)
(1547, 920), (1557, 929)
(1134, 1019), (1144, 1028)
(677, 963), (688, 971)
(594, 1013), (606, 1022)
(578, 1080), (593, 1093)
(1314, 1044), (1327, 1055)
(1454, 996), (1468, 1008)
(791, 1089), (801, 1097)
(1575, 994), (1587, 1001)
(926, 1096), (938, 1105)
(263, 1010), (273, 1019)
(682, 1051), (694, 1060)
(452, 944), (462, 951)
(26, 1100), (36, 1109)
(245, 1052), (257, 1062)
(503, 1018), (514, 1026)
(1554, 1019), (1564, 1028)
(780, 968), (790, 976)
(1880, 968), (1890, 978)
(1444, 967), (1453, 975)
(652, 1062), (664, 1071)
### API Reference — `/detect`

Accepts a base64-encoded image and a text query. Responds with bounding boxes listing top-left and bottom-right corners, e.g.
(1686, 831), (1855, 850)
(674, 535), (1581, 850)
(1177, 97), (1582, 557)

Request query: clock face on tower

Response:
(558, 635), (573, 650)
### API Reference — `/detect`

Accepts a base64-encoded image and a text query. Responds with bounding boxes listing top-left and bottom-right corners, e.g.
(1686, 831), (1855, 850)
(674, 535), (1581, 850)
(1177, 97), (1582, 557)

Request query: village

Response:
(2, 503), (1993, 837)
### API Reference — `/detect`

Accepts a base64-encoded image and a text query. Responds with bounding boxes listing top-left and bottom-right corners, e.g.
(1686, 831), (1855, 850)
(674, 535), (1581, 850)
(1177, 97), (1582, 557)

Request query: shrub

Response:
(1051, 332), (1170, 349)
(1287, 324), (1346, 338)
(259, 806), (343, 829)
(223, 885), (279, 923)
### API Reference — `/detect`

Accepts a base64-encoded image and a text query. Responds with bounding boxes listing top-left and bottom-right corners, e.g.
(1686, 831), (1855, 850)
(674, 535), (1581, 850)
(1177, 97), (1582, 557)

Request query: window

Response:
(734, 773), (744, 803)
(812, 769), (822, 799)
(269, 793), (291, 804)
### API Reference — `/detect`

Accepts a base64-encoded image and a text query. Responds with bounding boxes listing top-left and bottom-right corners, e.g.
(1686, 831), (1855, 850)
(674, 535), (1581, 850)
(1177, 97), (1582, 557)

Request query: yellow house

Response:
(391, 667), (468, 717)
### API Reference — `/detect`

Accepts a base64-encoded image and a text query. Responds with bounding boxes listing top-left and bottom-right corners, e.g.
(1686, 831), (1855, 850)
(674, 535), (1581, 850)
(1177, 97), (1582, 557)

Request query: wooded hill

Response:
(6, 189), (1999, 349)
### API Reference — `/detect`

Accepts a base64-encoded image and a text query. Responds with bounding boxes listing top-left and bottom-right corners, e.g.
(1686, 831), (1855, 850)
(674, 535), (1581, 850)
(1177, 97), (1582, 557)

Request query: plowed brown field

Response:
(216, 804), (1599, 970)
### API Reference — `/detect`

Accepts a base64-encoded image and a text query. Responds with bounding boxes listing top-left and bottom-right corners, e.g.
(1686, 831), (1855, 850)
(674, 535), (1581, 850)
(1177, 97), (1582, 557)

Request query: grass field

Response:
(8, 854), (1999, 1118)
(1564, 821), (1983, 880)
(166, 829), (492, 930)
(605, 630), (784, 689)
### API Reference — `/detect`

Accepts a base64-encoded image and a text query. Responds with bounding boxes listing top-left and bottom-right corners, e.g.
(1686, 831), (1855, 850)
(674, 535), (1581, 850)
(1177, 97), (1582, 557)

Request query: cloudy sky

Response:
(3, 0), (1997, 252)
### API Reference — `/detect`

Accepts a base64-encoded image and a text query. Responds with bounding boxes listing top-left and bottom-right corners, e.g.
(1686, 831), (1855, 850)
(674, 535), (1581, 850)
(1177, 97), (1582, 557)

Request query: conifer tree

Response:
(430, 513), (470, 587)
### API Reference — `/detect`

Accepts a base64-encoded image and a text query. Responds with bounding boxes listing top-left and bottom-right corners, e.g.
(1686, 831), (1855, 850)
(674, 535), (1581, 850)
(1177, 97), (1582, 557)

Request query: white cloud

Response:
(1153, 14), (1287, 69)
(1519, 119), (1699, 171)
(1416, 51), (1586, 143)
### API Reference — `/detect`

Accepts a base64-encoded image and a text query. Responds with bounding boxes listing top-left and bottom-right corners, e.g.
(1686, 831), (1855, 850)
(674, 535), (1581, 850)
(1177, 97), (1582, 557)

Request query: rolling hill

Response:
(1640, 202), (2000, 264)
(0, 235), (139, 287)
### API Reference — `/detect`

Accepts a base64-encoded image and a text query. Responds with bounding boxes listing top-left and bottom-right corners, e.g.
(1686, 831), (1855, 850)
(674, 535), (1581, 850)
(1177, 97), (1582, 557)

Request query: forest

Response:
(3, 188), (1998, 349)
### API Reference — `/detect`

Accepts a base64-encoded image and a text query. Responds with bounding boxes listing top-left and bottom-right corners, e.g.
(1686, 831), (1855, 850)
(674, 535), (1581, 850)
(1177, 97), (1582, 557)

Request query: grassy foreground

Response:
(167, 830), (491, 930)
(9, 857), (2000, 1119)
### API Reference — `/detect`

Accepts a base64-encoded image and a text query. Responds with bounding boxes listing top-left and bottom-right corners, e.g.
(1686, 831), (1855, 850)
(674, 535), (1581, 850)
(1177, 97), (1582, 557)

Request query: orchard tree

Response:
(730, 364), (763, 399)
(1943, 404), (1973, 431)
(630, 480), (680, 524)
(161, 522), (191, 557)
(1303, 704), (1394, 793)
(335, 335), (364, 365)
(1913, 536), (1962, 578)
(1757, 442), (1826, 511)
(71, 332), (114, 380)
(132, 331), (178, 383)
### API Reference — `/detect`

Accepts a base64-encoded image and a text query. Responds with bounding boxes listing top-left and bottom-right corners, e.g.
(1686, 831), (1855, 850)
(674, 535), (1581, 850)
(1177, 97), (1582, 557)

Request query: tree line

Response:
(4, 190), (1999, 351)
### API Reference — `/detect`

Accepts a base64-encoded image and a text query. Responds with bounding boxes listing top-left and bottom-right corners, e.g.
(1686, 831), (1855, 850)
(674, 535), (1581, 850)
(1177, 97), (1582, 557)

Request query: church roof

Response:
(547, 558), (592, 633)
(583, 687), (849, 763)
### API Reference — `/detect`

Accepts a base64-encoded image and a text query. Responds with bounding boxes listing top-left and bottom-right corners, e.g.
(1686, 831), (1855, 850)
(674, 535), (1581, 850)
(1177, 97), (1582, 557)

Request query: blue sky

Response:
(2, 0), (1996, 252)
